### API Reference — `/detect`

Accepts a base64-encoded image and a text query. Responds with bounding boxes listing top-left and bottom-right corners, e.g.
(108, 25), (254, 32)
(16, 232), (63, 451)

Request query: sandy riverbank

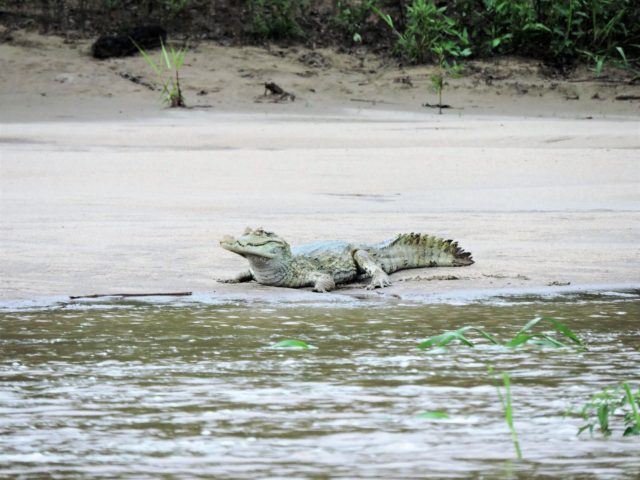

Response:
(2, 28), (640, 121)
(0, 30), (639, 305)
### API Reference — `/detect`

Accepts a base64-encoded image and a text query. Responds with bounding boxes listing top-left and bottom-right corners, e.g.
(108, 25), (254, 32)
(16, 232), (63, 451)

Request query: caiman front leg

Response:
(353, 250), (391, 290)
(217, 270), (253, 284)
(308, 272), (336, 293)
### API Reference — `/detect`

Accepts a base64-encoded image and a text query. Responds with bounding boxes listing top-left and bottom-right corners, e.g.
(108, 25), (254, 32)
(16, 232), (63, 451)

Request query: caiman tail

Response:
(373, 233), (474, 274)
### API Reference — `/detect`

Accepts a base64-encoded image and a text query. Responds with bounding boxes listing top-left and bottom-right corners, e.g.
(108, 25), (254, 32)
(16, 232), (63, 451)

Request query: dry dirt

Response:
(1, 29), (640, 120)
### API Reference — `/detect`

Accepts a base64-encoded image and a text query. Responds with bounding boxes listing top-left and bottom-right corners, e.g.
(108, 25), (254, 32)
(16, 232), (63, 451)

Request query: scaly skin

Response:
(219, 228), (474, 292)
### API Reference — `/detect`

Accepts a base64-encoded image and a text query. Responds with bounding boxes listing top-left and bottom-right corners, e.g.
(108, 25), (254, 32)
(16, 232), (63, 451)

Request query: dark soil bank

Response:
(2, 0), (639, 74)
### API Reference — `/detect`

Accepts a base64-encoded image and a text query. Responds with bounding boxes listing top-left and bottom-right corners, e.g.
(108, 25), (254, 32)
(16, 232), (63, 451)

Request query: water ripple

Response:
(1, 299), (639, 478)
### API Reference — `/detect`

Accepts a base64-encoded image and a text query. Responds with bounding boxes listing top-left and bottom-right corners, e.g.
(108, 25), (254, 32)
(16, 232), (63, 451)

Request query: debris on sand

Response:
(258, 82), (296, 103)
(92, 25), (166, 60)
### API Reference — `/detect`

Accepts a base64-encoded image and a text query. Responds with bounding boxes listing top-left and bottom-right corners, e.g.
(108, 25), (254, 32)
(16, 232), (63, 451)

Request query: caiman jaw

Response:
(219, 235), (277, 258)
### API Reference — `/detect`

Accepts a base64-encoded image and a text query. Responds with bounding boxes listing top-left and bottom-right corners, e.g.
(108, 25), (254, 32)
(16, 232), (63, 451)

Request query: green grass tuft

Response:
(577, 382), (640, 437)
(134, 39), (187, 108)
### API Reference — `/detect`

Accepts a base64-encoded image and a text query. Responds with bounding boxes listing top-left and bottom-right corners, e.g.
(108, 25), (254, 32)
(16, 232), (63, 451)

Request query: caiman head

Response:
(220, 228), (292, 262)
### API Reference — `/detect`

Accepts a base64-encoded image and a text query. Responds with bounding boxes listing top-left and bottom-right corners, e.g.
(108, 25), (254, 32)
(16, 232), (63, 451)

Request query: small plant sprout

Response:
(430, 38), (471, 114)
(578, 383), (640, 437)
(371, 1), (471, 113)
(135, 39), (187, 108)
(490, 368), (523, 459)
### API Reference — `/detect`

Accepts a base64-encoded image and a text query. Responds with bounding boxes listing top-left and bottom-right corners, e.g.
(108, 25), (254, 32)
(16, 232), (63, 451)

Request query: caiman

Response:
(219, 228), (474, 292)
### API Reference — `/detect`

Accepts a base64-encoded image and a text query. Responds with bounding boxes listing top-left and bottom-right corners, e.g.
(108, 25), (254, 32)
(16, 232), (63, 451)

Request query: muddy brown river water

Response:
(1, 291), (639, 478)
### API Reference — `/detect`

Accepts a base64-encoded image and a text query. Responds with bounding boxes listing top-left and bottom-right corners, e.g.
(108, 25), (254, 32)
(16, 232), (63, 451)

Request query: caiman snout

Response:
(220, 235), (235, 244)
(220, 229), (290, 259)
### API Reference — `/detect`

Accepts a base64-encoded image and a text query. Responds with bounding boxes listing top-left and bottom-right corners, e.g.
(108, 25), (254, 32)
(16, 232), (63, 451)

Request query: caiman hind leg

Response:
(217, 270), (253, 284)
(353, 250), (391, 290)
(308, 272), (336, 293)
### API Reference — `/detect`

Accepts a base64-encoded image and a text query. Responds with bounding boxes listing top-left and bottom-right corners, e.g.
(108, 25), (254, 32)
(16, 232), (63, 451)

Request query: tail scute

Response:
(375, 232), (474, 273)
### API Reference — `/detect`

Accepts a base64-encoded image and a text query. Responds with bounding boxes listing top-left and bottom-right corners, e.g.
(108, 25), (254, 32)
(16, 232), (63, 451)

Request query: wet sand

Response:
(0, 31), (639, 304)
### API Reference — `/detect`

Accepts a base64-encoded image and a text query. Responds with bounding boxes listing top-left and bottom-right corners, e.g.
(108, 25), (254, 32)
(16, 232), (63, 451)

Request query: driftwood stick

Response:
(349, 98), (398, 105)
(69, 292), (192, 300)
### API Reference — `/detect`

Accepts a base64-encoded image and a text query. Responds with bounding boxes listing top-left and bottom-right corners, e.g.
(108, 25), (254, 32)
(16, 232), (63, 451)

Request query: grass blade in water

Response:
(505, 333), (567, 348)
(466, 327), (500, 345)
(517, 316), (584, 347)
(418, 326), (496, 349)
(597, 404), (611, 436)
(491, 369), (523, 460)
(417, 411), (450, 420)
(418, 331), (465, 349)
(623, 383), (640, 436)
(452, 330), (475, 347)
(269, 339), (317, 350)
(541, 316), (584, 346)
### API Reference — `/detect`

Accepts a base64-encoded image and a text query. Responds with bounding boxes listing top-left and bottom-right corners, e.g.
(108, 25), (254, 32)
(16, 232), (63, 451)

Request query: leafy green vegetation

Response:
(417, 316), (585, 350)
(444, 0), (639, 72)
(135, 39), (187, 107)
(490, 368), (523, 459)
(369, 0), (638, 73)
(164, 0), (191, 13)
(247, 0), (304, 40)
(334, 0), (375, 43)
(8, 1), (639, 74)
(577, 383), (640, 437)
(372, 0), (640, 74)
(372, 0), (471, 111)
